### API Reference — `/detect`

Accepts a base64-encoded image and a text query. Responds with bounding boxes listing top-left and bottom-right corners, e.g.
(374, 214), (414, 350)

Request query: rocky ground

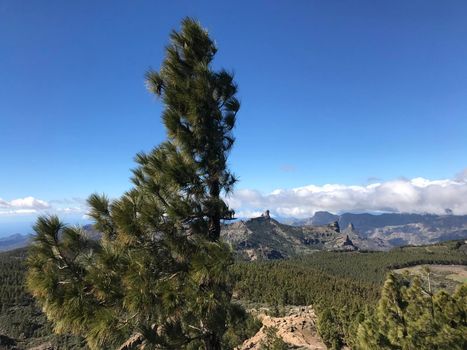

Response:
(238, 306), (327, 350)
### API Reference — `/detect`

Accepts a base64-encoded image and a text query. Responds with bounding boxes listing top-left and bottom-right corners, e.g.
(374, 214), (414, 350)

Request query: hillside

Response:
(221, 211), (362, 260)
(232, 240), (467, 347)
(0, 248), (86, 349)
(222, 210), (463, 260)
(0, 234), (31, 252)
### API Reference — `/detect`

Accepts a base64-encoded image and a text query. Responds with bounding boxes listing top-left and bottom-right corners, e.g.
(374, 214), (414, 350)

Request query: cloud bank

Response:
(3, 170), (467, 220)
(0, 196), (85, 216)
(227, 171), (467, 218)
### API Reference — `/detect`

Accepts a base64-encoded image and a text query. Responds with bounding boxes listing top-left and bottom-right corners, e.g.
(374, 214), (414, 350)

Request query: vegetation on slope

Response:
(231, 241), (467, 348)
(0, 248), (86, 349)
(0, 241), (466, 349)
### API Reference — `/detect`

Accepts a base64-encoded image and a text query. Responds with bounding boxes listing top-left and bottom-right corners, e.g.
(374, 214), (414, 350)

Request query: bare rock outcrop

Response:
(238, 306), (327, 350)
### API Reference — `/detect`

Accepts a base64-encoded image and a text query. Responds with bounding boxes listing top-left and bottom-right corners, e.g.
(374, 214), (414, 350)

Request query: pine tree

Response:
(357, 272), (467, 350)
(26, 18), (240, 350)
(317, 308), (344, 350)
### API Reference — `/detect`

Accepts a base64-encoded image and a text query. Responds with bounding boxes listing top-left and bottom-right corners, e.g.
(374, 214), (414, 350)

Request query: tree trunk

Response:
(208, 180), (221, 241)
(208, 213), (221, 241)
(203, 334), (222, 350)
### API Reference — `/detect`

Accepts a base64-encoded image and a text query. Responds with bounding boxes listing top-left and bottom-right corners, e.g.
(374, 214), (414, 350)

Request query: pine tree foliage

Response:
(357, 273), (467, 350)
(317, 308), (345, 350)
(26, 18), (241, 350)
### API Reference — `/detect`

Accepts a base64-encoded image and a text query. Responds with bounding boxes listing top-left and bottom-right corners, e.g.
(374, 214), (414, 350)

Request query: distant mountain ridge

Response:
(288, 211), (467, 247)
(221, 210), (368, 260)
(0, 233), (32, 252)
(3, 211), (467, 258)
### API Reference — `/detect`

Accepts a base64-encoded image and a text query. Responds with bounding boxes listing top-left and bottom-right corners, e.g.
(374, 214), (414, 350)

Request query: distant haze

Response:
(0, 220), (33, 237)
(0, 214), (91, 238)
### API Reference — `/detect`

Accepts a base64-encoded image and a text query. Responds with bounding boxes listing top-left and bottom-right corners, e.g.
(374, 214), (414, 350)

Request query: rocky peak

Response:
(335, 233), (357, 251)
(249, 210), (272, 224)
(342, 234), (353, 246)
(327, 221), (340, 233)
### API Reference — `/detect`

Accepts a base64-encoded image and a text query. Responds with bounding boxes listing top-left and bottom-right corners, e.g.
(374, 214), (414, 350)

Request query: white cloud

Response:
(10, 196), (50, 209)
(0, 197), (86, 217)
(234, 210), (265, 218)
(0, 209), (38, 215)
(0, 196), (50, 215)
(226, 170), (467, 218)
(3, 169), (467, 220)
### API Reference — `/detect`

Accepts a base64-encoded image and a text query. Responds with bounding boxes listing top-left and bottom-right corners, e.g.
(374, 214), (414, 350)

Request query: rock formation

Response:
(238, 306), (327, 350)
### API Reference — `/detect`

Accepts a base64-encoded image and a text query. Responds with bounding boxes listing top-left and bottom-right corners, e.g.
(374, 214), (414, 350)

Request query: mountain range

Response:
(222, 212), (360, 260)
(2, 211), (467, 258)
(289, 211), (467, 244)
(222, 211), (467, 259)
(0, 233), (32, 252)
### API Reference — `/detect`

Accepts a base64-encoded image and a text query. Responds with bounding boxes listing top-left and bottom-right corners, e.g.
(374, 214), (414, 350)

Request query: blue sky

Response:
(1, 1), (467, 234)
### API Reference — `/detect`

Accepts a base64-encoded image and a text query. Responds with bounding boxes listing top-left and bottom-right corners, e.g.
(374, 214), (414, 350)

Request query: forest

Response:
(1, 240), (466, 349)
(232, 241), (467, 348)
